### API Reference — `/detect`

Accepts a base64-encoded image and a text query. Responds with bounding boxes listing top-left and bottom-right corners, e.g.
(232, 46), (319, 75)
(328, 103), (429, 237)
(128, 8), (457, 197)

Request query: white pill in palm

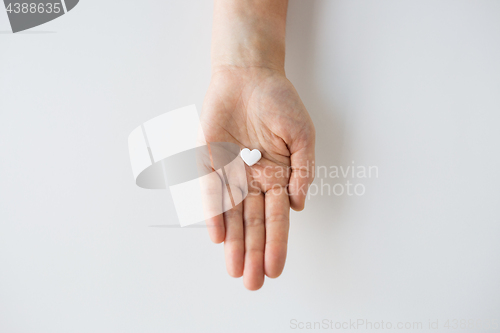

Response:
(240, 148), (262, 166)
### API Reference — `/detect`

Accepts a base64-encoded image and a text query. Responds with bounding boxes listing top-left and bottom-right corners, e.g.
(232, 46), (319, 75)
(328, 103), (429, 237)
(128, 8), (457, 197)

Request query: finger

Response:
(223, 197), (244, 278)
(200, 170), (225, 243)
(200, 141), (244, 243)
(264, 186), (290, 278)
(288, 144), (315, 211)
(243, 191), (265, 290)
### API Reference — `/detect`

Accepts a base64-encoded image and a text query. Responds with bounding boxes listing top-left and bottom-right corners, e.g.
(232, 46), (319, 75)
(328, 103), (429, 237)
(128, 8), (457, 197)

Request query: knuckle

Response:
(246, 247), (264, 255)
(244, 217), (264, 228)
(224, 235), (244, 244)
(224, 209), (241, 220)
(265, 238), (288, 248)
(265, 214), (289, 226)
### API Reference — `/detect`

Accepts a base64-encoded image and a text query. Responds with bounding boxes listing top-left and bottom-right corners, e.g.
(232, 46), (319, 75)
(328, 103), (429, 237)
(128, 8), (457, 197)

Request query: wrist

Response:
(211, 0), (288, 74)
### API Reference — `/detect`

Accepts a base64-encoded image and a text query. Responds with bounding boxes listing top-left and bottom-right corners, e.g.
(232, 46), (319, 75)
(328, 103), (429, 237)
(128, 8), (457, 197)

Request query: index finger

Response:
(264, 186), (290, 278)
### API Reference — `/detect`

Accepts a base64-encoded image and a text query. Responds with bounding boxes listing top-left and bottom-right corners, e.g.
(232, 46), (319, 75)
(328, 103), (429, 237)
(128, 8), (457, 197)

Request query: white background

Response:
(1, 1), (499, 332)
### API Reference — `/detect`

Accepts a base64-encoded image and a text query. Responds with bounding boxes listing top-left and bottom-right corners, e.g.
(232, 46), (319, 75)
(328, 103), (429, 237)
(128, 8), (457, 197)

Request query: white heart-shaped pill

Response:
(240, 148), (262, 166)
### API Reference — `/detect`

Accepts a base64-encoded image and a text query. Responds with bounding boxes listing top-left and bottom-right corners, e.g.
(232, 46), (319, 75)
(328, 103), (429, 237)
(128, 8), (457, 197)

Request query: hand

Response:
(201, 66), (315, 290)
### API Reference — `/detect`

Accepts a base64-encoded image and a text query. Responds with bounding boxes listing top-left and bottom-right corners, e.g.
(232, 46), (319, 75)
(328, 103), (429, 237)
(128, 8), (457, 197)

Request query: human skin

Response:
(201, 0), (315, 290)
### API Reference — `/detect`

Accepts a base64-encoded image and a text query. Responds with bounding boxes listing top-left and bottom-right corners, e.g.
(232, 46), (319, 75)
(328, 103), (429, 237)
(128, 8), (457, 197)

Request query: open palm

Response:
(201, 67), (315, 290)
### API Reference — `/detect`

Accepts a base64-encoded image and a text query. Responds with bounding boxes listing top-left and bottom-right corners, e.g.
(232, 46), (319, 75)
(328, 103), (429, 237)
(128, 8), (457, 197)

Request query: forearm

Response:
(211, 0), (288, 74)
